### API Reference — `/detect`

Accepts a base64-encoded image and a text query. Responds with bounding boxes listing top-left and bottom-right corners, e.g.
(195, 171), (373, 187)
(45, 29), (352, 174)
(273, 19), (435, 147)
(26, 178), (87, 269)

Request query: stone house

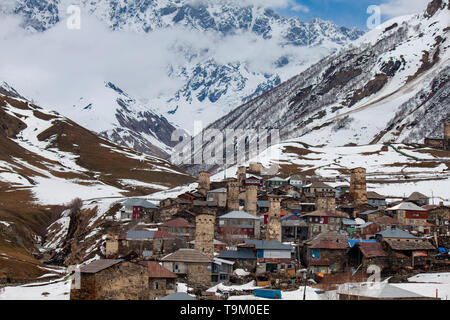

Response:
(157, 198), (192, 222)
(70, 259), (149, 300)
(120, 198), (158, 221)
(306, 238), (348, 274)
(138, 261), (177, 300)
(406, 192), (429, 206)
(219, 248), (257, 272)
(387, 202), (432, 233)
(244, 239), (293, 273)
(288, 175), (308, 188)
(302, 210), (348, 238)
(212, 258), (235, 284)
(161, 249), (213, 286)
(376, 227), (436, 269)
(266, 176), (288, 189)
(118, 229), (181, 257)
(218, 210), (261, 241)
(347, 241), (388, 272)
(303, 181), (335, 194)
(357, 209), (385, 222)
(425, 204), (450, 235)
(355, 222), (382, 239)
(373, 215), (399, 229)
(207, 188), (227, 207)
(367, 191), (387, 208)
(281, 214), (309, 242)
(160, 218), (195, 240)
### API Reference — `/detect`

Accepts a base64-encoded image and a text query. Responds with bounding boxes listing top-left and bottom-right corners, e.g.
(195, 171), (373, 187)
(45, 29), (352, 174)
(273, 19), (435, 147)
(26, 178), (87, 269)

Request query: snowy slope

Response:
(189, 0), (449, 170)
(0, 0), (364, 155)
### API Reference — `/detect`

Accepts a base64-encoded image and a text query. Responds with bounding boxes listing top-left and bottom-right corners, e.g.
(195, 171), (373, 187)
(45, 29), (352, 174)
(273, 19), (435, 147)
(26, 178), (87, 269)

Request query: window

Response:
(153, 281), (159, 290)
(312, 249), (320, 258)
(330, 218), (334, 223)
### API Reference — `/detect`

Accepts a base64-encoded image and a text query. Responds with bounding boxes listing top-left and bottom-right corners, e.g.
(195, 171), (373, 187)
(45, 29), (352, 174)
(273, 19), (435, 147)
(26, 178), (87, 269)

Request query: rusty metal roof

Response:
(79, 259), (123, 273)
(357, 242), (388, 258)
(138, 261), (177, 279)
(385, 239), (435, 251)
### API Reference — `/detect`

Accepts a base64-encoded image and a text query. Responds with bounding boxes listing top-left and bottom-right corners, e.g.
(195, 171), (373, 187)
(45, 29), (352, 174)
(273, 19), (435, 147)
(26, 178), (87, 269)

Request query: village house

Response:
(376, 226), (436, 269)
(219, 246), (257, 271)
(156, 197), (193, 222)
(304, 235), (348, 274)
(387, 202), (432, 234)
(244, 239), (293, 274)
(120, 198), (158, 221)
(281, 214), (309, 242)
(138, 261), (177, 300)
(212, 258), (235, 284)
(160, 217), (195, 240)
(355, 221), (382, 239)
(118, 229), (182, 257)
(266, 176), (288, 189)
(206, 188), (227, 207)
(257, 200), (270, 214)
(347, 241), (388, 272)
(287, 175), (308, 188)
(303, 181), (335, 194)
(373, 215), (399, 229)
(301, 210), (348, 238)
(243, 174), (264, 188)
(218, 211), (261, 241)
(424, 203), (450, 235)
(357, 209), (385, 222)
(406, 192), (429, 206)
(188, 239), (226, 252)
(70, 259), (149, 300)
(367, 191), (387, 208)
(161, 248), (213, 286)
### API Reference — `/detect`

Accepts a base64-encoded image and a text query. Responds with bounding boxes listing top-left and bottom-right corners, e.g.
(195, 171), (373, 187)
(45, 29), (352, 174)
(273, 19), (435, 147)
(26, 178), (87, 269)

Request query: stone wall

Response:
(249, 162), (263, 175)
(71, 262), (149, 300)
(227, 180), (240, 211)
(350, 168), (367, 205)
(245, 185), (258, 216)
(237, 166), (246, 186)
(194, 214), (215, 258)
(105, 234), (119, 258)
(187, 263), (211, 287)
(198, 172), (211, 196)
(315, 192), (336, 212)
(267, 196), (282, 242)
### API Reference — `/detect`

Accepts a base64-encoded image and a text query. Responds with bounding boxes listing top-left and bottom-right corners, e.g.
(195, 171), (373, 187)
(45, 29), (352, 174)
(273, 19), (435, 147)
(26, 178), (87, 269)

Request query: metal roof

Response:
(126, 230), (155, 240)
(357, 242), (388, 258)
(257, 200), (270, 208)
(122, 198), (157, 209)
(208, 188), (227, 193)
(79, 259), (123, 273)
(219, 211), (260, 220)
(160, 292), (196, 300)
(219, 250), (256, 260)
(213, 257), (235, 265)
(407, 192), (428, 201)
(339, 284), (431, 299)
(387, 202), (427, 211)
(245, 239), (292, 251)
(138, 261), (177, 279)
(377, 227), (418, 239)
(347, 239), (378, 248)
(384, 239), (435, 251)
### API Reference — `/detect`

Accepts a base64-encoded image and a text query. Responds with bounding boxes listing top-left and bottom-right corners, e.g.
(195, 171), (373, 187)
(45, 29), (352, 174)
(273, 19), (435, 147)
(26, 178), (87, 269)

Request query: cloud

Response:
(291, 3), (310, 13)
(379, 0), (428, 18)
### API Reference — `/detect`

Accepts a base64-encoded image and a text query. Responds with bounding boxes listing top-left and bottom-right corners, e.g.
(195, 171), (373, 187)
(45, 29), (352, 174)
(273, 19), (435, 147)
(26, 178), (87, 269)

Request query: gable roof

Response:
(357, 242), (387, 258)
(309, 239), (347, 250)
(407, 192), (428, 201)
(138, 261), (177, 279)
(367, 191), (386, 199)
(153, 230), (176, 239)
(347, 239), (378, 248)
(373, 216), (398, 225)
(387, 202), (427, 212)
(160, 292), (196, 300)
(122, 198), (157, 209)
(377, 227), (418, 239)
(384, 239), (435, 251)
(308, 181), (333, 189)
(244, 239), (292, 250)
(219, 250), (256, 260)
(161, 249), (213, 263)
(79, 259), (123, 274)
(126, 230), (155, 240)
(219, 211), (260, 220)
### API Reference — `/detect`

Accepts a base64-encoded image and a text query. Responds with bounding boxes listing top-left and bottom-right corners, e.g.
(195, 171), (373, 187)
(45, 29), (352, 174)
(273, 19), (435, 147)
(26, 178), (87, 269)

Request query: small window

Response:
(153, 281), (159, 290)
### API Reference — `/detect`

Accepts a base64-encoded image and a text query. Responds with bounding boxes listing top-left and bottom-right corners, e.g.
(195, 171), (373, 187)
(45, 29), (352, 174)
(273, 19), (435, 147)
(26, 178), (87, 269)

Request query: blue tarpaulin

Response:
(438, 247), (447, 253)
(347, 239), (378, 248)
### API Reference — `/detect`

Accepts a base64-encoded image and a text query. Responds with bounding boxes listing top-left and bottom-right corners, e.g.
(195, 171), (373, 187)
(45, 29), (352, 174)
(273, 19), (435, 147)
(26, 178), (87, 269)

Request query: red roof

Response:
(161, 218), (194, 228)
(309, 239), (347, 250)
(153, 230), (176, 239)
(357, 242), (387, 258)
(138, 261), (177, 279)
(309, 259), (331, 266)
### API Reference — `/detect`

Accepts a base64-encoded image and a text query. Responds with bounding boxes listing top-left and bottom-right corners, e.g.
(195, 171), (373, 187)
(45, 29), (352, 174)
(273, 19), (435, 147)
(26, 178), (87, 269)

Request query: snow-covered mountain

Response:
(0, 0), (364, 157)
(187, 0), (449, 173)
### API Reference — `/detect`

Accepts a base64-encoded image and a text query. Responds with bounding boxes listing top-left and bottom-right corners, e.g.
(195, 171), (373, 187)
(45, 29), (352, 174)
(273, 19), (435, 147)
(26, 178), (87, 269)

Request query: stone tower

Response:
(237, 166), (247, 187)
(266, 196), (282, 242)
(194, 213), (215, 258)
(245, 185), (258, 216)
(198, 171), (211, 196)
(315, 192), (336, 212)
(445, 122), (450, 140)
(227, 179), (240, 211)
(249, 162), (263, 175)
(105, 233), (119, 258)
(350, 167), (367, 205)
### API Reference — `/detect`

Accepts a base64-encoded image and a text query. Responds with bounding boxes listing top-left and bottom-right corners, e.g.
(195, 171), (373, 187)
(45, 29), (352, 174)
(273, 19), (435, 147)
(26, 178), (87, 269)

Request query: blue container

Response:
(254, 289), (282, 299)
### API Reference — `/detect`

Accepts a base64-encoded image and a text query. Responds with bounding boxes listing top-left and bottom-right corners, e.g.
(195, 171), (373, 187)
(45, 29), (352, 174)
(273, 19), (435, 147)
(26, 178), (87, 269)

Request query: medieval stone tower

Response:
(237, 166), (247, 187)
(249, 162), (263, 175)
(227, 179), (240, 211)
(194, 213), (215, 258)
(245, 185), (258, 216)
(315, 192), (336, 212)
(198, 171), (211, 196)
(105, 233), (119, 258)
(266, 196), (282, 242)
(350, 167), (367, 205)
